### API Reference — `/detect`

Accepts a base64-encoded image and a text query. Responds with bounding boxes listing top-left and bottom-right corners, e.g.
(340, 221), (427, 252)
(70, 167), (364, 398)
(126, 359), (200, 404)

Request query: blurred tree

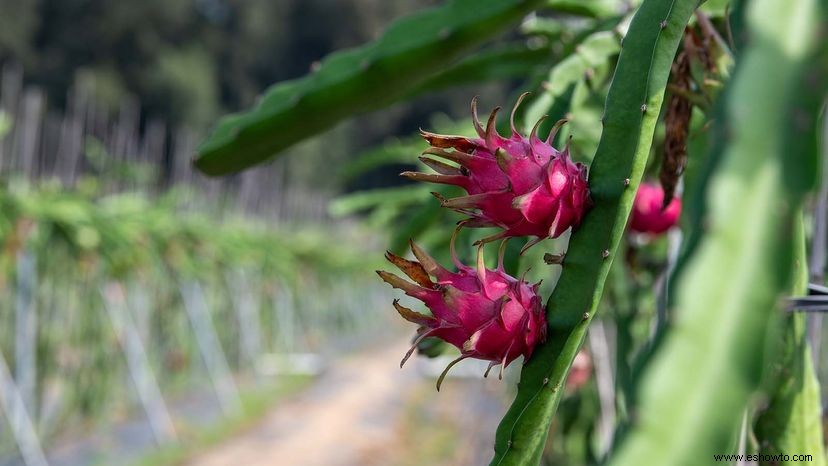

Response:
(0, 0), (515, 192)
(0, 0), (439, 128)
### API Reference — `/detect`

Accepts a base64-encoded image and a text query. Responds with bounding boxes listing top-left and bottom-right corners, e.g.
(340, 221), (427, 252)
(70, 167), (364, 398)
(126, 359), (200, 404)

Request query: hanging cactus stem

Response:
(491, 0), (700, 463)
(194, 0), (549, 175)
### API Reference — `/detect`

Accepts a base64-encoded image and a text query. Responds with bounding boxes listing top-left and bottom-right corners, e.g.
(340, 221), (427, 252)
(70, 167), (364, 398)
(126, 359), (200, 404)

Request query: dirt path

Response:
(186, 340), (420, 466)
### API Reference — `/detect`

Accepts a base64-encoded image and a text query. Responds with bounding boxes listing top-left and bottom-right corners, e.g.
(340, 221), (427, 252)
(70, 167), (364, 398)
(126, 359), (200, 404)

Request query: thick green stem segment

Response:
(194, 0), (544, 176)
(490, 1), (699, 464)
(607, 0), (825, 464)
(755, 216), (826, 466)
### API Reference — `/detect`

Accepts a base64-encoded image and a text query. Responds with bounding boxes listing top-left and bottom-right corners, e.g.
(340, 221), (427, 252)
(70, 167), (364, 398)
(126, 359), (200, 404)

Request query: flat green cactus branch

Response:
(193, 0), (545, 176)
(490, 0), (700, 464)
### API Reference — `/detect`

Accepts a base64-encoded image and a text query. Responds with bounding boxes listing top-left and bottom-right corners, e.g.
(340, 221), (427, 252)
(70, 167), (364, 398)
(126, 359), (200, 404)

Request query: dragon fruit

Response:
(629, 182), (682, 235)
(402, 94), (591, 250)
(376, 234), (546, 390)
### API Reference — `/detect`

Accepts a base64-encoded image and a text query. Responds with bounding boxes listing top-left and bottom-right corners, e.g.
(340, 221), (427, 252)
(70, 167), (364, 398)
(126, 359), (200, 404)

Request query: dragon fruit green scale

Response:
(402, 94), (591, 248)
(376, 235), (547, 390)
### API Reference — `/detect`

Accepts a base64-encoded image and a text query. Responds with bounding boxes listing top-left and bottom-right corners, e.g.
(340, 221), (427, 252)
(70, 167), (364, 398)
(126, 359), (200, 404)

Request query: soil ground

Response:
(186, 341), (507, 466)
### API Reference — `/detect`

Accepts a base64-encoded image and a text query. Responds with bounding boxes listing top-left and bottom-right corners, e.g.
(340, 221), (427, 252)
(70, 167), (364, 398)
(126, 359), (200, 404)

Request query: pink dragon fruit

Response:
(629, 182), (682, 235)
(566, 350), (592, 393)
(402, 94), (591, 250)
(376, 234), (547, 390)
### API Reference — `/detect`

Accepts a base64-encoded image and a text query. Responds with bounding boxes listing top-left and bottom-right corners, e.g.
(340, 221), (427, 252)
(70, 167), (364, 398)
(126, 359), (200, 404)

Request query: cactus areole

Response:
(629, 182), (682, 235)
(403, 94), (591, 250)
(377, 235), (547, 390)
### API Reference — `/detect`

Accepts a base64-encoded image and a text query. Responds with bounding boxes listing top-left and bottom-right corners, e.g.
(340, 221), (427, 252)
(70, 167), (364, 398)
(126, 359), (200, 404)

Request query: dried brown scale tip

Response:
(384, 251), (432, 288)
(436, 355), (468, 391)
(442, 193), (489, 209)
(422, 147), (476, 165)
(460, 218), (497, 228)
(430, 191), (447, 202)
(473, 230), (509, 246)
(543, 253), (566, 265)
(399, 327), (437, 368)
(375, 270), (417, 293)
(418, 157), (463, 176)
(520, 237), (545, 255)
(392, 299), (433, 326)
(408, 239), (450, 277)
(400, 171), (465, 185)
(419, 129), (477, 152)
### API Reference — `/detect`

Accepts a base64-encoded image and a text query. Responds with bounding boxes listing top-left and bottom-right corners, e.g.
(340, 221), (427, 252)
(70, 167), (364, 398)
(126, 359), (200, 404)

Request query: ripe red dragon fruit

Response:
(376, 235), (547, 390)
(629, 182), (682, 235)
(402, 94), (591, 250)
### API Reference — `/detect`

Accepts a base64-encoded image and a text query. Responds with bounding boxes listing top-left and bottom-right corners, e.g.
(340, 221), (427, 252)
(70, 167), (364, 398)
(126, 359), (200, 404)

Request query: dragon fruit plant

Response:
(403, 94), (591, 251)
(377, 233), (546, 389)
(194, 0), (827, 463)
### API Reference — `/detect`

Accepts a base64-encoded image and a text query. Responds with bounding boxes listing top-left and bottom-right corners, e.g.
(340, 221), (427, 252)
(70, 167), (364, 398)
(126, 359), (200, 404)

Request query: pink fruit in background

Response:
(402, 94), (591, 251)
(565, 350), (592, 392)
(629, 182), (682, 235)
(376, 234), (547, 390)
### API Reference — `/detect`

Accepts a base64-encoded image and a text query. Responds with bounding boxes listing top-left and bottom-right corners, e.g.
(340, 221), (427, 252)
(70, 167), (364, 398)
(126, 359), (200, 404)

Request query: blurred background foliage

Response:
(0, 0), (517, 193)
(0, 0), (435, 126)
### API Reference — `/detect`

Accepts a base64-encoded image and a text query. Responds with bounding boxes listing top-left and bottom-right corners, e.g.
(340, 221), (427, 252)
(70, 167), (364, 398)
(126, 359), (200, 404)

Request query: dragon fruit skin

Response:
(402, 95), (591, 247)
(629, 182), (682, 235)
(376, 236), (547, 389)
